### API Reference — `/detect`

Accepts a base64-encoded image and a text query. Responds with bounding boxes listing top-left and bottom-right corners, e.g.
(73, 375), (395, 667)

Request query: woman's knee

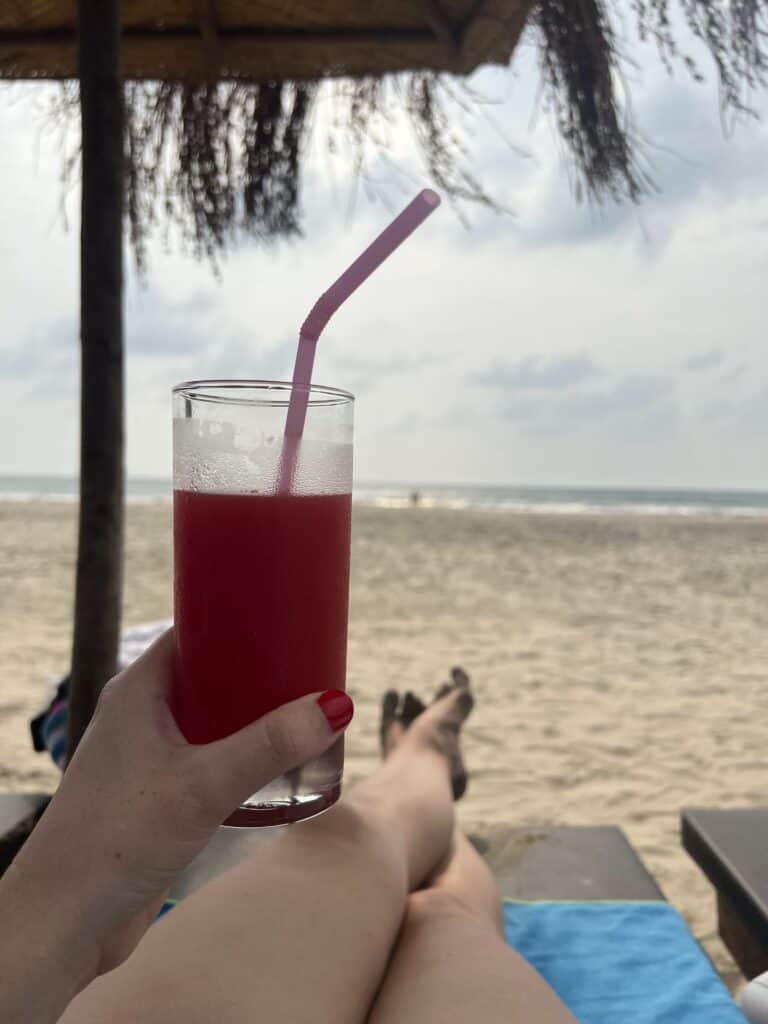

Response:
(286, 801), (409, 895)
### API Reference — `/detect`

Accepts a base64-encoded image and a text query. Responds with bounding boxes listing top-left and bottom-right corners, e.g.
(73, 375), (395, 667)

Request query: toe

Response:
(452, 772), (468, 801)
(402, 691), (427, 725)
(451, 666), (471, 690)
(382, 690), (400, 717)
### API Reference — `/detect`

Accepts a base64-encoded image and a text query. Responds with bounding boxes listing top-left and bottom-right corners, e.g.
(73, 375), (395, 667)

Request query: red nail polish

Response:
(317, 690), (354, 732)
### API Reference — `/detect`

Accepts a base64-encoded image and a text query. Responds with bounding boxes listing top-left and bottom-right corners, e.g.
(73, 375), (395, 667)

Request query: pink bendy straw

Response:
(278, 189), (441, 493)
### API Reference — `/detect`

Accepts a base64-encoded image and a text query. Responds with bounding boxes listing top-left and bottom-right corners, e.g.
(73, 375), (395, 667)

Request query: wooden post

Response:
(66, 0), (124, 757)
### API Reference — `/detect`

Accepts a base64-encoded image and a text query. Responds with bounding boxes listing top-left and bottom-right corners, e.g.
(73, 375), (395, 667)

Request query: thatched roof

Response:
(3, 0), (767, 265)
(0, 0), (531, 81)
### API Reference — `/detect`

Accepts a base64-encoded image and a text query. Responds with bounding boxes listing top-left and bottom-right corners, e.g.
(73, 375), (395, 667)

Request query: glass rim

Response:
(173, 379), (355, 409)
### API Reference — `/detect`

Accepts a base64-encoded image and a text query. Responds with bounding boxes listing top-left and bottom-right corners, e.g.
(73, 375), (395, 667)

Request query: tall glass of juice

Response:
(171, 379), (354, 826)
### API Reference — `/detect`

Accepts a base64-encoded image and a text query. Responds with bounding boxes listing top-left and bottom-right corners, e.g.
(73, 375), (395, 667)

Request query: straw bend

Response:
(279, 188), (441, 493)
(301, 301), (336, 344)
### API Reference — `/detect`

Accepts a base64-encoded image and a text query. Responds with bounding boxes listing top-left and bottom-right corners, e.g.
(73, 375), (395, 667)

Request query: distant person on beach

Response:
(410, 489), (421, 506)
(0, 631), (575, 1024)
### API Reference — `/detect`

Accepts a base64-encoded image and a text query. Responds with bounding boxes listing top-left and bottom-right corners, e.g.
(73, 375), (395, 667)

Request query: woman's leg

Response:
(60, 685), (473, 1024)
(368, 830), (577, 1024)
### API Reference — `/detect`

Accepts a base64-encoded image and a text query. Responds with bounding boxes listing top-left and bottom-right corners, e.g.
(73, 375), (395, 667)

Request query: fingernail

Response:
(317, 690), (354, 732)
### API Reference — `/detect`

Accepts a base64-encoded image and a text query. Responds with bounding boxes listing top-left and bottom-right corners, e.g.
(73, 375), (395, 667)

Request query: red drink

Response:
(172, 378), (353, 825)
(173, 489), (352, 745)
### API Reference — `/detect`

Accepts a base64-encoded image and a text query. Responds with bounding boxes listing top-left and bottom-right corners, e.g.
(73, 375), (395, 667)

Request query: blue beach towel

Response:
(504, 900), (746, 1023)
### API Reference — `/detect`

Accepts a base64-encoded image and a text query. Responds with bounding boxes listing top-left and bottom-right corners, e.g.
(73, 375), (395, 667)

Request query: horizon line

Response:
(1, 472), (768, 496)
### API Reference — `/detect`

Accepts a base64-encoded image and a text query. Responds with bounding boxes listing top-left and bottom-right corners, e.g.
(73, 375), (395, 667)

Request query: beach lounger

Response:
(1, 803), (741, 1023)
(682, 807), (768, 980)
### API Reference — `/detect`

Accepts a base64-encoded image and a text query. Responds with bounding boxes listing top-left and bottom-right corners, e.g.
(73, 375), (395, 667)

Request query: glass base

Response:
(224, 782), (341, 828)
(223, 741), (344, 828)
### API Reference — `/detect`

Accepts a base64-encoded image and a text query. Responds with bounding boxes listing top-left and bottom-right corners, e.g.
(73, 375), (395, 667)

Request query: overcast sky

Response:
(1, 17), (767, 490)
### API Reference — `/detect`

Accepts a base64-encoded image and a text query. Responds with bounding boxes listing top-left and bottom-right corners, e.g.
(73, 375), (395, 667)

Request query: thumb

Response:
(194, 689), (354, 819)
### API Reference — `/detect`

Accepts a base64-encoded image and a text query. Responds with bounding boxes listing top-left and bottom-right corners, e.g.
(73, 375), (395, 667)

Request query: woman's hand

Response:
(0, 629), (353, 1023)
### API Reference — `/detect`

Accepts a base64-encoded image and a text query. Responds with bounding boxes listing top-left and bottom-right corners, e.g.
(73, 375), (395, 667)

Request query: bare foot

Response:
(434, 666), (471, 701)
(378, 670), (474, 800)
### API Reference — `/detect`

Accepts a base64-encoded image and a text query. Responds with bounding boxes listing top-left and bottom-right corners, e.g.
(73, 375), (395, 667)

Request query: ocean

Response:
(1, 475), (767, 517)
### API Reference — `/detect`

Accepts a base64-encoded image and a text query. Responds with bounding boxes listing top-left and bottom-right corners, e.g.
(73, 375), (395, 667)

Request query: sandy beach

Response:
(2, 499), (768, 988)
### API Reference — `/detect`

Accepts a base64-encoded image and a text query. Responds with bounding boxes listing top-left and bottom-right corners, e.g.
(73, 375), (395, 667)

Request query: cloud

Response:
(137, 332), (299, 407)
(0, 286), (225, 407)
(387, 404), (477, 434)
(468, 352), (680, 442)
(0, 314), (78, 395)
(126, 287), (215, 357)
(326, 345), (439, 392)
(741, 388), (768, 428)
(203, 332), (296, 381)
(483, 368), (681, 442)
(561, 373), (675, 421)
(127, 279), (300, 401)
(719, 362), (748, 384)
(684, 347), (726, 372)
(479, 44), (768, 253)
(696, 396), (741, 423)
(471, 351), (602, 391)
(0, 286), (221, 400)
(174, 289), (216, 315)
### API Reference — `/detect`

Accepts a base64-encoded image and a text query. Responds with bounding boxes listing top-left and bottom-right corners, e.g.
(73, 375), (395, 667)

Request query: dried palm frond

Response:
(44, 0), (768, 265)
